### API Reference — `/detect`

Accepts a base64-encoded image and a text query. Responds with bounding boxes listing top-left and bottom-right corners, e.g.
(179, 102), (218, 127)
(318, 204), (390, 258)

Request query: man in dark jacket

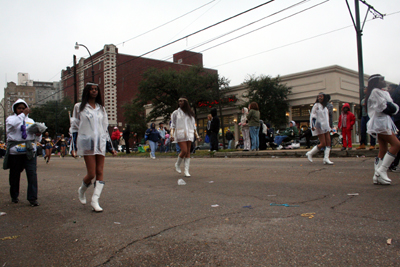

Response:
(225, 129), (234, 149)
(210, 108), (220, 151)
(123, 125), (131, 154)
(388, 84), (400, 171)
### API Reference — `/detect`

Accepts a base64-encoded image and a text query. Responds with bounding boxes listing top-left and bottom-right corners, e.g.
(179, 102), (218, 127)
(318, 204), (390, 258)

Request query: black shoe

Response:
(12, 198), (19, 203)
(348, 147), (352, 150)
(29, 200), (39, 207)
(341, 147), (346, 151)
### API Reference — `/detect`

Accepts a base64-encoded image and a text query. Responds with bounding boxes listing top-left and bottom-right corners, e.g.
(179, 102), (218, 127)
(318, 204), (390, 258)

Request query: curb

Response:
(213, 149), (379, 158)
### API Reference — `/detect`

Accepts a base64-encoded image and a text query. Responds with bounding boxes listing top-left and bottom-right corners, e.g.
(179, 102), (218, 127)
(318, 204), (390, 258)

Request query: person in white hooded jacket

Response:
(3, 99), (42, 206)
(365, 74), (400, 185)
(70, 83), (117, 212)
(170, 96), (201, 177)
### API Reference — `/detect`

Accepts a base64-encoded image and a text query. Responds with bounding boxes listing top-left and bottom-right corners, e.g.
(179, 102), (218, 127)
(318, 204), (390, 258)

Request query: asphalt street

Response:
(0, 155), (399, 266)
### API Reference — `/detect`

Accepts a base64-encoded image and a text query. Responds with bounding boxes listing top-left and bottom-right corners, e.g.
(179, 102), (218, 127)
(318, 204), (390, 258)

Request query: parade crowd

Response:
(2, 75), (400, 211)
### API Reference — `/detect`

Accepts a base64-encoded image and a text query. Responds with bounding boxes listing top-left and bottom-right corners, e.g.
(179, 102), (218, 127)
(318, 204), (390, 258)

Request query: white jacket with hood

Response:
(6, 99), (40, 155)
(69, 102), (111, 156)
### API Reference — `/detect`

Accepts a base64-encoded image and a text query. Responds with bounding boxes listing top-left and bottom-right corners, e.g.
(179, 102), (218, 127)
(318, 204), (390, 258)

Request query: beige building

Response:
(146, 65), (381, 145)
(4, 82), (36, 117)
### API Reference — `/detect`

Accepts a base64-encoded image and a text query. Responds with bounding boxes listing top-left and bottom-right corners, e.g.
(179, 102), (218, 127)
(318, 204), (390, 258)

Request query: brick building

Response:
(61, 44), (217, 128)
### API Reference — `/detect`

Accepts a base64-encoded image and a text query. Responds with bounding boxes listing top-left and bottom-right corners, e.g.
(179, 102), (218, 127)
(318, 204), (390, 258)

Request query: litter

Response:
(301, 212), (316, 219)
(208, 181), (214, 183)
(242, 205), (253, 209)
(0, 212), (6, 216)
(387, 239), (392, 245)
(1, 236), (19, 241)
(270, 203), (299, 207)
(267, 195), (276, 197)
(114, 222), (121, 225)
(178, 179), (186, 185)
(347, 193), (359, 196)
(211, 204), (219, 207)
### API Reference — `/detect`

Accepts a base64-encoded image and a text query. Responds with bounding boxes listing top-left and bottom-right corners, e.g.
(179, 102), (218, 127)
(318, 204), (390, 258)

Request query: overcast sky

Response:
(1, 0), (400, 103)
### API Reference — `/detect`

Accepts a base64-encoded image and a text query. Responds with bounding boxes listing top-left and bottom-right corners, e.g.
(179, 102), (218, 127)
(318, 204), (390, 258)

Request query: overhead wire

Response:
(199, 0), (330, 53)
(211, 8), (400, 68)
(31, 4), (400, 107)
(162, 0), (310, 61)
(115, 0), (217, 47)
(30, 0), (276, 106)
(166, 0), (222, 43)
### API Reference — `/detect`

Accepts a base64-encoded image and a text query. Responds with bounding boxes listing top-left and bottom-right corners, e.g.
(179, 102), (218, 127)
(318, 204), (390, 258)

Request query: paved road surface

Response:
(0, 156), (399, 266)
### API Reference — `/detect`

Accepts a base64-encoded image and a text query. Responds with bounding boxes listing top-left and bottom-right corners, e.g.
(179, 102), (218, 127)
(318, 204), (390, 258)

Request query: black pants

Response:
(8, 154), (38, 201)
(210, 132), (219, 151)
(299, 129), (312, 148)
(390, 121), (400, 168)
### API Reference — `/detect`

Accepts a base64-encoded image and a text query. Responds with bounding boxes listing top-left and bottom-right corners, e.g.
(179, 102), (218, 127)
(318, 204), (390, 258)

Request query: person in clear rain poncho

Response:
(170, 96), (201, 177)
(365, 74), (400, 185)
(70, 83), (117, 212)
(305, 93), (334, 165)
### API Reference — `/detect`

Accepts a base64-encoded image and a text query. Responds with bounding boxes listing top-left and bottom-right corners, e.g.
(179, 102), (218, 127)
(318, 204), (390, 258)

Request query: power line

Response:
(199, 0), (330, 53)
(115, 0), (217, 47)
(212, 10), (400, 69)
(40, 0), (328, 105)
(33, 0), (400, 109)
(163, 0), (310, 60)
(31, 1), (277, 107)
(166, 0), (222, 43)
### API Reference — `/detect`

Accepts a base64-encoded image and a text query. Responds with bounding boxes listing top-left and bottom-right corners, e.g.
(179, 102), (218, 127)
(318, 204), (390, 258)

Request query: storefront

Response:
(146, 65), (382, 146)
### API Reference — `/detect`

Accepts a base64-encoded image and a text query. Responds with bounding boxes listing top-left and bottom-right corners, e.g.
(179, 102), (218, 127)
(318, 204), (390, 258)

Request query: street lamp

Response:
(75, 42), (95, 83)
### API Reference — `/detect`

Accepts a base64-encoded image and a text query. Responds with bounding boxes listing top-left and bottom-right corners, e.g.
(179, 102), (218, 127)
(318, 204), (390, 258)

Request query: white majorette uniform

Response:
(367, 88), (399, 137)
(170, 108), (196, 143)
(309, 103), (331, 136)
(171, 107), (199, 178)
(69, 102), (111, 156)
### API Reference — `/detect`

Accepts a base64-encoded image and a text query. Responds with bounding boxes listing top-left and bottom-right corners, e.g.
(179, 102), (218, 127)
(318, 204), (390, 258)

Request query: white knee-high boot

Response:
(373, 157), (382, 184)
(375, 153), (394, 185)
(175, 157), (183, 174)
(184, 158), (191, 177)
(78, 181), (91, 204)
(91, 181), (105, 212)
(306, 146), (319, 162)
(323, 147), (334, 165)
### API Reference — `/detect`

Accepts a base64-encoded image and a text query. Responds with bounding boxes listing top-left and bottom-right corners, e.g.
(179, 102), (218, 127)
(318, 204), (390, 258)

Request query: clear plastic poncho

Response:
(309, 103), (331, 136)
(69, 103), (111, 156)
(367, 88), (398, 137)
(171, 108), (196, 143)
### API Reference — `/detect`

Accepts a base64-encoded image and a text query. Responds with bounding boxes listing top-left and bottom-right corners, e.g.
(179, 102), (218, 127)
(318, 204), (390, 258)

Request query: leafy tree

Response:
(125, 65), (231, 121)
(30, 97), (75, 138)
(242, 75), (290, 128)
(122, 101), (148, 142)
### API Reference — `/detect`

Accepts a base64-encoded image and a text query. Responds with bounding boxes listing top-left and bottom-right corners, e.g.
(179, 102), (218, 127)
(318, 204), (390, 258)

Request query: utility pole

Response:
(73, 55), (77, 104)
(346, 0), (385, 103)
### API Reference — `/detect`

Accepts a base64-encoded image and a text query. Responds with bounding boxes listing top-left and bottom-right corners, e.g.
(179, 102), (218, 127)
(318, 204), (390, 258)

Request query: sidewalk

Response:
(214, 147), (379, 158)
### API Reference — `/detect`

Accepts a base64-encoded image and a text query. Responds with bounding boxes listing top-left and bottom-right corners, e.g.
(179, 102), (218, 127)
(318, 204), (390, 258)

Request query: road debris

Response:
(270, 203), (299, 207)
(211, 204), (219, 208)
(178, 179), (186, 185)
(1, 236), (19, 241)
(347, 193), (359, 196)
(301, 212), (316, 219)
(0, 212), (6, 216)
(387, 239), (392, 245)
(242, 205), (253, 209)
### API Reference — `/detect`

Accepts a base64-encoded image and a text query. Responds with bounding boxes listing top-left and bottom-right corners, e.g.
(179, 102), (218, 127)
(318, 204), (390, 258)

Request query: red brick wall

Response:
(62, 48), (217, 128)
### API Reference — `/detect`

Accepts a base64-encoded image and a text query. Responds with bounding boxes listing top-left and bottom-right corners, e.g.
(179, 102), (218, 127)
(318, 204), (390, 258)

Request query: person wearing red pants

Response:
(338, 103), (356, 150)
